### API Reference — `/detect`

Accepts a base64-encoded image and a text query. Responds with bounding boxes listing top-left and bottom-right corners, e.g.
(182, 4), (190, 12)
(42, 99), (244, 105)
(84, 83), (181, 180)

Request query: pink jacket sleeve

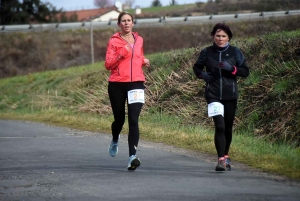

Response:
(105, 40), (129, 70)
(141, 46), (146, 66)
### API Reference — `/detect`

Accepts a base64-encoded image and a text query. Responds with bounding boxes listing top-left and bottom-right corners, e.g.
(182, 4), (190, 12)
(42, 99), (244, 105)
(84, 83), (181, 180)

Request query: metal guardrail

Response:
(1, 10), (299, 33)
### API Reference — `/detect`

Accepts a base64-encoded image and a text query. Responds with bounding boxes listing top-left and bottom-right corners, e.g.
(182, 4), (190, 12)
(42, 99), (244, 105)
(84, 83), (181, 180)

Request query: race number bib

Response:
(128, 89), (145, 104)
(208, 102), (224, 117)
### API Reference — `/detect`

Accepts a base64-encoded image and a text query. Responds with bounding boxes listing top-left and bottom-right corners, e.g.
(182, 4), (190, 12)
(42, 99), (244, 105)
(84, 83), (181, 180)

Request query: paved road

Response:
(0, 120), (299, 201)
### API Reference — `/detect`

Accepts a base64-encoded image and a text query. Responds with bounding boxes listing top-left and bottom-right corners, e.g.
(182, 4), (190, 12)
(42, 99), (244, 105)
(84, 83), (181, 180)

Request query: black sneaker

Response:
(215, 158), (226, 171)
(225, 158), (231, 171)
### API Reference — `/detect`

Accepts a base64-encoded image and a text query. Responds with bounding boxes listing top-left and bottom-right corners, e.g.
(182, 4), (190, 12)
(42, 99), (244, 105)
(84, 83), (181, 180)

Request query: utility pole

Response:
(90, 17), (94, 64)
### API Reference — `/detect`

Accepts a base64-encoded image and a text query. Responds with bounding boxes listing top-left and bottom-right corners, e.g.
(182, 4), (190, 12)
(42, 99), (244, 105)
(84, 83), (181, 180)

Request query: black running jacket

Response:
(193, 44), (250, 100)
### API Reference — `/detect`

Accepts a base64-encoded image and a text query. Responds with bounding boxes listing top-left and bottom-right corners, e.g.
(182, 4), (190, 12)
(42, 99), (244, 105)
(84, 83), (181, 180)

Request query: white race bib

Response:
(208, 102), (224, 117)
(128, 89), (145, 104)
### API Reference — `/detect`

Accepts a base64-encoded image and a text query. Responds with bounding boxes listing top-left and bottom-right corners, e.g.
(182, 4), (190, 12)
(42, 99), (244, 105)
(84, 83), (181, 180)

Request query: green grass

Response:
(1, 31), (300, 181)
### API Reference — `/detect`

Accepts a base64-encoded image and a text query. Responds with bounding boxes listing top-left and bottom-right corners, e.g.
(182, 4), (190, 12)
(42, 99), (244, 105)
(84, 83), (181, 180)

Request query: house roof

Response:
(58, 6), (119, 22)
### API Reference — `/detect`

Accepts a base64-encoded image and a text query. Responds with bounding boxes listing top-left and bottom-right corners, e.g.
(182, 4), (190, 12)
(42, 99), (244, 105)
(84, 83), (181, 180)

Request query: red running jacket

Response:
(105, 32), (146, 82)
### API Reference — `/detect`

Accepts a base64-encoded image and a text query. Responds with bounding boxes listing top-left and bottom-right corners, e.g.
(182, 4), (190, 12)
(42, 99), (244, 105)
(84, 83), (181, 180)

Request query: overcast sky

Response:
(42, 0), (205, 11)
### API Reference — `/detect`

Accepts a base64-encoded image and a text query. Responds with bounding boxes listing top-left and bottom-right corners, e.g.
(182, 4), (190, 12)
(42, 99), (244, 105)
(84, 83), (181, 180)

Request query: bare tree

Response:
(169, 0), (177, 6)
(151, 0), (162, 7)
(124, 0), (135, 8)
(94, 0), (113, 8)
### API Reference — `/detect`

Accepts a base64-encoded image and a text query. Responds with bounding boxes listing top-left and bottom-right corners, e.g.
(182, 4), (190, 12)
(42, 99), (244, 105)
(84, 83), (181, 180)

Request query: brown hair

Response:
(211, 23), (233, 40)
(117, 12), (134, 24)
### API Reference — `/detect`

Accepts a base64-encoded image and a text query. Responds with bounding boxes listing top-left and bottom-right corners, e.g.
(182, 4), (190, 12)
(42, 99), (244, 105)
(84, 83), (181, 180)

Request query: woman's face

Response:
(213, 29), (229, 47)
(118, 14), (133, 33)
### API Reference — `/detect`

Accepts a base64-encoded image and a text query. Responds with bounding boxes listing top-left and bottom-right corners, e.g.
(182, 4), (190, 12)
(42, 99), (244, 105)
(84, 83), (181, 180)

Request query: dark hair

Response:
(210, 23), (233, 40)
(117, 12), (134, 24)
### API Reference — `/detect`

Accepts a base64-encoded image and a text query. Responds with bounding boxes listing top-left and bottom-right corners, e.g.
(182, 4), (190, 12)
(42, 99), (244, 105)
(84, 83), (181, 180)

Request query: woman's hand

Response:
(218, 61), (233, 71)
(144, 59), (150, 67)
(125, 45), (130, 51)
(200, 72), (213, 83)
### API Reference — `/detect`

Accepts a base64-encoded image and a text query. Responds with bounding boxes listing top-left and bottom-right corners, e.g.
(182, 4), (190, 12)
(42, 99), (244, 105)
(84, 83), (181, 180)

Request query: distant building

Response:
(135, 6), (142, 15)
(56, 7), (120, 22)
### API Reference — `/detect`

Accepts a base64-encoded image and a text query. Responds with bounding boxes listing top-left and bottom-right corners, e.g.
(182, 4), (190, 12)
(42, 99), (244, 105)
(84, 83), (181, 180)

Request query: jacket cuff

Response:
(231, 66), (237, 75)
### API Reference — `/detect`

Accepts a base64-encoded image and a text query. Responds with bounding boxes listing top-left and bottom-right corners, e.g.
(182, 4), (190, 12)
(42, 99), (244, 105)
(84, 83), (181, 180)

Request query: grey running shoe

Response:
(108, 140), (118, 157)
(127, 155), (141, 171)
(225, 158), (231, 171)
(215, 158), (226, 171)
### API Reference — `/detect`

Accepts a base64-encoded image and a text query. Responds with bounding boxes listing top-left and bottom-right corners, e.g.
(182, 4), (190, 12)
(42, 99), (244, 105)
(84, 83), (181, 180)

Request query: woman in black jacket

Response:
(193, 23), (249, 171)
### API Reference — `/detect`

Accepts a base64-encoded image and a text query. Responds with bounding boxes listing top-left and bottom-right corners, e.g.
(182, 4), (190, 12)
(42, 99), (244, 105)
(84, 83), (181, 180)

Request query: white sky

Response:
(42, 0), (205, 11)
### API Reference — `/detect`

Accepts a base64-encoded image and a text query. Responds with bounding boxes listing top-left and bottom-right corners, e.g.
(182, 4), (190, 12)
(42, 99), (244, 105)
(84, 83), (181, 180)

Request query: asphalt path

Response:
(0, 120), (299, 201)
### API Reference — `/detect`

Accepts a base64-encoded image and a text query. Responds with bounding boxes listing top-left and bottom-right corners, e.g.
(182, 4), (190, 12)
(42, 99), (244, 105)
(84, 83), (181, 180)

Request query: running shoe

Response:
(108, 138), (119, 157)
(225, 158), (231, 171)
(127, 155), (141, 171)
(215, 158), (226, 171)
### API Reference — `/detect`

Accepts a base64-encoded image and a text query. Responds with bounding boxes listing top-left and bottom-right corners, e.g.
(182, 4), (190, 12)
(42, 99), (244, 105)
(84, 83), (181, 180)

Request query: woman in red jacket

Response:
(105, 11), (150, 171)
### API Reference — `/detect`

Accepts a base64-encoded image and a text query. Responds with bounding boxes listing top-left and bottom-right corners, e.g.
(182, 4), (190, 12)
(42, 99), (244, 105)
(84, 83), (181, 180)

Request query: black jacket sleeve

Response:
(193, 48), (207, 78)
(234, 47), (250, 77)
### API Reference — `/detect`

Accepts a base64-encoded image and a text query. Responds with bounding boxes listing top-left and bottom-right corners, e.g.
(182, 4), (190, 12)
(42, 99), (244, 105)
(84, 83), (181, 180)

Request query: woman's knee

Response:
(113, 116), (125, 126)
(215, 124), (225, 134)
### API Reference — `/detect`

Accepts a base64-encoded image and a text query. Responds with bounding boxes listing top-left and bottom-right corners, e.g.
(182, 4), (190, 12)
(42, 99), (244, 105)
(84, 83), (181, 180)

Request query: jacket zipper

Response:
(120, 34), (135, 82)
(131, 36), (137, 82)
(219, 53), (222, 100)
(131, 45), (134, 82)
(232, 81), (235, 93)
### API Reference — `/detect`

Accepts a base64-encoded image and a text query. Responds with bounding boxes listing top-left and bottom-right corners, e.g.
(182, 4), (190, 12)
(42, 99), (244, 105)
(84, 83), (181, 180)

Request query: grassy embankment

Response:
(0, 30), (300, 181)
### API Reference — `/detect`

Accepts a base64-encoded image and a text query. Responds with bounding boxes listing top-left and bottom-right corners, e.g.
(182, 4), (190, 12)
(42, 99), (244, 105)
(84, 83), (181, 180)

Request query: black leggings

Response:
(207, 99), (237, 158)
(108, 81), (144, 156)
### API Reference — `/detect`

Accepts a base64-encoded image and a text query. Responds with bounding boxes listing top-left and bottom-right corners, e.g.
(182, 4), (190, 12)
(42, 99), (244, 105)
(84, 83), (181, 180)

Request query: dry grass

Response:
(1, 16), (300, 78)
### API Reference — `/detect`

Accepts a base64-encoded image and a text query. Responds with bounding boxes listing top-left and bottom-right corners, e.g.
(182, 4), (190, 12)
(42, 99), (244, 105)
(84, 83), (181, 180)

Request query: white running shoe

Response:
(127, 155), (141, 171)
(108, 135), (119, 157)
